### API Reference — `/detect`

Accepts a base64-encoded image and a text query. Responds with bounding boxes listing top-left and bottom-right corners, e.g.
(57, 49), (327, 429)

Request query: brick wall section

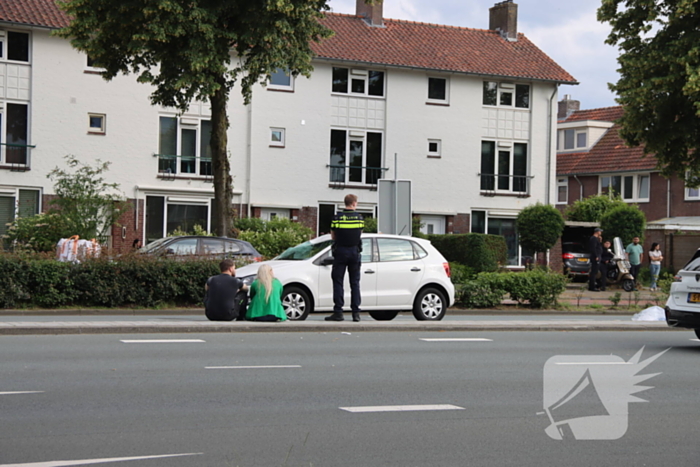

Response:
(296, 206), (318, 235)
(41, 194), (57, 213)
(111, 198), (143, 253)
(451, 213), (470, 234)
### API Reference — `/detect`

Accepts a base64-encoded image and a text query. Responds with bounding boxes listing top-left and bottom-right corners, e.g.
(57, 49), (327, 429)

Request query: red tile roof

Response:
(562, 106), (624, 123)
(313, 14), (576, 83)
(0, 0), (69, 29)
(557, 105), (657, 175)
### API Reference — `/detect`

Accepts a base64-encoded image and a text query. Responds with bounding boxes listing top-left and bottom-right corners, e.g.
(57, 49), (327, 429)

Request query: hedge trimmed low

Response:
(0, 253), (221, 309)
(427, 233), (507, 272)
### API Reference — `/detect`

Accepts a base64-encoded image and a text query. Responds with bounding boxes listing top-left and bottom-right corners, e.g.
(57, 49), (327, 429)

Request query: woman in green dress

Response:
(246, 264), (287, 322)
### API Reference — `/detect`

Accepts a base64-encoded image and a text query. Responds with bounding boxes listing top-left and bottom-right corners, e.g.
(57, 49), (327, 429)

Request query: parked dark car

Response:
(139, 236), (262, 261)
(562, 241), (590, 277)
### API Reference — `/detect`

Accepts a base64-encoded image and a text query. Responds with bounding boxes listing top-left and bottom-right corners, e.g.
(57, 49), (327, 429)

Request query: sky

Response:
(328, 0), (620, 110)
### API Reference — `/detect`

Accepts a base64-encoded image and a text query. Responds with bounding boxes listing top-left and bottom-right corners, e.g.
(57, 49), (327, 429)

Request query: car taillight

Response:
(674, 275), (682, 282)
(443, 262), (451, 278)
(562, 253), (575, 259)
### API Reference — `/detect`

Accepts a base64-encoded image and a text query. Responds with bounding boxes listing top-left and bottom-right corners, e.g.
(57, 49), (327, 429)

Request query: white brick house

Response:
(0, 0), (576, 266)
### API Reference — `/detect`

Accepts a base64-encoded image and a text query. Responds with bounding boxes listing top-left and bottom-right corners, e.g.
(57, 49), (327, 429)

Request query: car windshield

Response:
(276, 240), (334, 260)
(140, 237), (171, 252)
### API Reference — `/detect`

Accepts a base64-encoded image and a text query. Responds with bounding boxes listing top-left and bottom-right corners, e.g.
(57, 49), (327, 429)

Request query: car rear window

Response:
(684, 257), (700, 272)
(563, 242), (587, 254)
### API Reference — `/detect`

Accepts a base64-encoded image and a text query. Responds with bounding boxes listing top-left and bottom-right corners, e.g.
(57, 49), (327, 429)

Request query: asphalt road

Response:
(1, 331), (698, 467)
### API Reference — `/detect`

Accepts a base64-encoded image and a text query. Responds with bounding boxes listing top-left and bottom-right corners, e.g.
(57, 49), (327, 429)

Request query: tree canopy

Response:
(564, 194), (627, 222)
(598, 0), (700, 186)
(600, 204), (646, 245)
(56, 0), (333, 235)
(516, 203), (565, 256)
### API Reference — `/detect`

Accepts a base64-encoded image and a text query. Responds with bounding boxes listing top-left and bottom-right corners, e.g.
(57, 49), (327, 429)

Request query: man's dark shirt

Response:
(602, 247), (614, 264)
(204, 274), (243, 321)
(589, 235), (603, 263)
(331, 209), (364, 248)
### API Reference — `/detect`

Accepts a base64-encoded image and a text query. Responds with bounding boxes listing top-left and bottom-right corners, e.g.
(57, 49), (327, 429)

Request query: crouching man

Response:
(204, 259), (249, 321)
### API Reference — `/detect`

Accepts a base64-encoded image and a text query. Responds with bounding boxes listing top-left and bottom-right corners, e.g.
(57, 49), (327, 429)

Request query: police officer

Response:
(325, 194), (364, 322)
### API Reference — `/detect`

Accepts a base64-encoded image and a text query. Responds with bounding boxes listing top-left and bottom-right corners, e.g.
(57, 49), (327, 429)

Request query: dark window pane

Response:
(18, 189), (39, 218)
(564, 129), (574, 149)
(180, 128), (196, 173)
(471, 210), (486, 234)
(332, 67), (348, 93)
(319, 203), (336, 236)
(480, 141), (495, 190)
(428, 78), (446, 100)
(513, 143), (527, 192)
(498, 150), (510, 190)
(483, 82), (497, 105)
(8, 32), (29, 62)
(166, 204), (208, 235)
(500, 91), (513, 106)
(611, 176), (622, 195)
(146, 196), (165, 243)
(488, 217), (518, 265)
(368, 70), (384, 96)
(515, 84), (529, 108)
(330, 129), (346, 182)
(0, 196), (15, 240)
(201, 238), (225, 255)
(270, 68), (291, 86)
(349, 140), (363, 182)
(577, 132), (587, 148)
(366, 132), (382, 184)
(624, 176), (634, 199)
(428, 142), (438, 153)
(159, 117), (177, 155)
(6, 103), (28, 164)
(351, 78), (365, 94)
(200, 120), (212, 175)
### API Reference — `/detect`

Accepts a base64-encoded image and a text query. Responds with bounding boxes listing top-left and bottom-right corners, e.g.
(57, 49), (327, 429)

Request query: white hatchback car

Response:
(236, 233), (455, 321)
(665, 256), (700, 338)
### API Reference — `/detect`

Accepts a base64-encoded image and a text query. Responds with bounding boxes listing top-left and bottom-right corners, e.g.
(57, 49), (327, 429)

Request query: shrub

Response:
(449, 262), (476, 284)
(517, 203), (565, 258)
(363, 217), (378, 233)
(600, 204), (646, 245)
(427, 234), (506, 272)
(503, 269), (568, 308)
(565, 194), (627, 222)
(455, 272), (507, 308)
(4, 212), (74, 253)
(235, 218), (313, 258)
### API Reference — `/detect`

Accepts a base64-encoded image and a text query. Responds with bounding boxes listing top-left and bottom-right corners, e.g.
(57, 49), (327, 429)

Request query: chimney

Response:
(558, 95), (580, 120)
(489, 1), (518, 41)
(356, 0), (384, 27)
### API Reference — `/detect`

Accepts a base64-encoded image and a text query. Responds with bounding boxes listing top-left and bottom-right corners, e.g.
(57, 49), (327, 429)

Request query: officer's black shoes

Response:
(352, 312), (361, 322)
(325, 313), (344, 321)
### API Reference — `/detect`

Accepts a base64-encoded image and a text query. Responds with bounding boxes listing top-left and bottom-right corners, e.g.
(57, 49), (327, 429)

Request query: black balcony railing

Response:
(1, 142), (35, 167)
(327, 164), (389, 189)
(155, 154), (212, 178)
(478, 173), (532, 195)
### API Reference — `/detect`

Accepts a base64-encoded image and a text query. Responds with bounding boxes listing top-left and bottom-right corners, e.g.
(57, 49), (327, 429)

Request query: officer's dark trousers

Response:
(589, 261), (600, 291)
(332, 246), (361, 313)
(598, 262), (608, 291)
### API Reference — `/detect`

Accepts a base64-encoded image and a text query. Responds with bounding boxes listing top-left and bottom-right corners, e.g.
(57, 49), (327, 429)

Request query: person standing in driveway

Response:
(588, 228), (603, 292)
(648, 242), (663, 291)
(599, 239), (614, 291)
(326, 194), (364, 322)
(626, 236), (644, 290)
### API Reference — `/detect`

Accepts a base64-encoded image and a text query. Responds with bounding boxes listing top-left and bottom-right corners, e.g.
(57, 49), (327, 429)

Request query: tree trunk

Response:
(210, 76), (233, 237)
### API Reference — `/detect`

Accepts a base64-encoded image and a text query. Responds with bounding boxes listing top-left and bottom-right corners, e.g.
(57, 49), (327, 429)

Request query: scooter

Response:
(598, 237), (636, 292)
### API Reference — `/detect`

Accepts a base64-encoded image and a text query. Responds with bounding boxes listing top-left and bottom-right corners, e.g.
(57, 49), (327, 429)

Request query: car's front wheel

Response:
(412, 287), (447, 321)
(368, 310), (399, 321)
(282, 286), (312, 320)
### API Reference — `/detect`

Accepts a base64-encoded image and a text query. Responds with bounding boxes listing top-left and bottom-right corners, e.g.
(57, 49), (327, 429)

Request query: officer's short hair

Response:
(344, 194), (358, 207)
(219, 259), (235, 272)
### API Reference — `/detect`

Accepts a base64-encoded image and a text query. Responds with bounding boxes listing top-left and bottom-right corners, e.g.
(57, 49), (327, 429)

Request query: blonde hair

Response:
(257, 264), (274, 303)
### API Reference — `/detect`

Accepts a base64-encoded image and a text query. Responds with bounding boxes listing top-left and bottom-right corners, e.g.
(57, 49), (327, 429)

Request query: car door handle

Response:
(411, 267), (421, 272)
(364, 269), (375, 274)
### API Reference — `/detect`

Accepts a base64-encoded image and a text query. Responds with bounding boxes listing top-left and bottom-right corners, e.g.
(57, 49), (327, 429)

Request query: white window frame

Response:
(557, 177), (568, 204)
(0, 102), (31, 167)
(0, 29), (30, 64)
(88, 113), (106, 134)
(157, 115), (212, 178)
(85, 54), (105, 72)
(331, 66), (385, 98)
(427, 139), (441, 158)
(268, 68), (294, 91)
(329, 128), (384, 185)
(427, 76), (449, 104)
(270, 127), (285, 147)
(561, 128), (588, 150)
(260, 208), (290, 221)
(480, 140), (529, 194)
(483, 81), (530, 109)
(599, 173), (650, 202)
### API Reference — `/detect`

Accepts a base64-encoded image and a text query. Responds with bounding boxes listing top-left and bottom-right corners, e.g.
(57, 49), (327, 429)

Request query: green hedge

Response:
(427, 233), (507, 272)
(0, 253), (221, 309)
(455, 269), (568, 309)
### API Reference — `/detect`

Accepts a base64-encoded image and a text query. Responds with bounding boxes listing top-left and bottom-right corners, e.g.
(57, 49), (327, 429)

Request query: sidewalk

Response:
(556, 282), (664, 307)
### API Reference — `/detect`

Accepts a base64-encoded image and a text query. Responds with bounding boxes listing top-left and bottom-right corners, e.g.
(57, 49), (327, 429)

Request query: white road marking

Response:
(0, 391), (44, 396)
(555, 362), (632, 365)
(0, 452), (202, 467)
(340, 404), (465, 413)
(205, 365), (301, 369)
(119, 339), (205, 343)
(419, 338), (493, 342)
(690, 339), (700, 342)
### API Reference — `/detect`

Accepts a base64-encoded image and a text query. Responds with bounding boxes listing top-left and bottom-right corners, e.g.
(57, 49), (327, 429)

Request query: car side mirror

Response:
(321, 256), (334, 266)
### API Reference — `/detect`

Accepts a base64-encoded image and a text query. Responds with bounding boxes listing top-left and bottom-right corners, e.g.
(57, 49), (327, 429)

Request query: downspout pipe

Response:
(573, 174), (583, 201)
(545, 84), (559, 205)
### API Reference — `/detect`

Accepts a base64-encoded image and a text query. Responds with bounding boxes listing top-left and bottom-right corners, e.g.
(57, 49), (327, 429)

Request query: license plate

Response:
(577, 258), (589, 263)
(688, 293), (700, 303)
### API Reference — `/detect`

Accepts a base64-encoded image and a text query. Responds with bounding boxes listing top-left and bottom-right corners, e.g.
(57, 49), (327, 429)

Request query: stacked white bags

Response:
(56, 236), (102, 262)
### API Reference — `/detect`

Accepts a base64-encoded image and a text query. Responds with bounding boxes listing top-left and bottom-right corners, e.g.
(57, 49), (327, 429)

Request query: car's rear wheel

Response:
(369, 310), (399, 321)
(694, 329), (700, 340)
(282, 286), (311, 320)
(622, 279), (635, 292)
(412, 287), (447, 321)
